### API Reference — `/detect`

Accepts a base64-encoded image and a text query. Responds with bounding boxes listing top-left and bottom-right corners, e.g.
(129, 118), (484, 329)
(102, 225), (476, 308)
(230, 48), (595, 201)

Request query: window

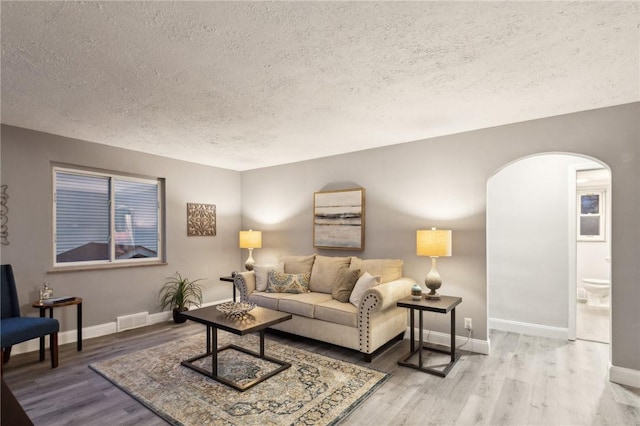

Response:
(53, 167), (164, 267)
(577, 189), (605, 241)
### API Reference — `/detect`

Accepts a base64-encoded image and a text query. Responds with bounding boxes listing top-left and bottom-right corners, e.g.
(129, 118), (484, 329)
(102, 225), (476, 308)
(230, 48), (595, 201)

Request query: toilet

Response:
(582, 278), (611, 307)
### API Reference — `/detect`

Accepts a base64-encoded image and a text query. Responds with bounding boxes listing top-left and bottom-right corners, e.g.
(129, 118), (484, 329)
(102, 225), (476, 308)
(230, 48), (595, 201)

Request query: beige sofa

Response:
(233, 254), (415, 361)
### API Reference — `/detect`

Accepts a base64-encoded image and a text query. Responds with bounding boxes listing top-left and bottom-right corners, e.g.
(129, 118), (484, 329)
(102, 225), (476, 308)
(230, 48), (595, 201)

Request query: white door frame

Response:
(567, 163), (611, 341)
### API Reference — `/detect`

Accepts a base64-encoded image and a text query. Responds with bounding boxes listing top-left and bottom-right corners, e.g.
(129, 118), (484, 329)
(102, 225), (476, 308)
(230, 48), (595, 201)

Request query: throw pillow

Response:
(349, 258), (403, 283)
(280, 254), (316, 274)
(266, 270), (311, 294)
(253, 262), (285, 292)
(309, 255), (352, 293)
(331, 267), (360, 303)
(349, 271), (381, 307)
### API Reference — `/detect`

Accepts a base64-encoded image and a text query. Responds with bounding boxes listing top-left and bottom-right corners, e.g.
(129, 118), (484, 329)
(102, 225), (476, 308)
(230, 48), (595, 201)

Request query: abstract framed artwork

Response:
(577, 190), (605, 241)
(313, 188), (365, 250)
(187, 203), (216, 236)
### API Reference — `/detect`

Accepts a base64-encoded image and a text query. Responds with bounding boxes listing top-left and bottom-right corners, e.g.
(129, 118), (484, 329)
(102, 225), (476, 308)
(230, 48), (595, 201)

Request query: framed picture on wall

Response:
(577, 190), (605, 241)
(313, 188), (365, 250)
(187, 203), (216, 236)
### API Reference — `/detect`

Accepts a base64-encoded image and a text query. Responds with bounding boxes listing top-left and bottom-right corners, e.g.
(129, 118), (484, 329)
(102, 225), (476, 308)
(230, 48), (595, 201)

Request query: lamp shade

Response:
(239, 230), (262, 249)
(416, 229), (452, 257)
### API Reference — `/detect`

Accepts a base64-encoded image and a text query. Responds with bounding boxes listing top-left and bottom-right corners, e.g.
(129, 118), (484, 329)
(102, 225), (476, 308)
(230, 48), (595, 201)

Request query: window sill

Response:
(48, 261), (168, 274)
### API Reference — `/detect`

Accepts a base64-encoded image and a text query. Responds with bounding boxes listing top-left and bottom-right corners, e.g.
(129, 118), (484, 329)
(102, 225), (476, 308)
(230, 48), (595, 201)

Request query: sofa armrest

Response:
(359, 277), (415, 315)
(233, 271), (256, 302)
(357, 277), (415, 355)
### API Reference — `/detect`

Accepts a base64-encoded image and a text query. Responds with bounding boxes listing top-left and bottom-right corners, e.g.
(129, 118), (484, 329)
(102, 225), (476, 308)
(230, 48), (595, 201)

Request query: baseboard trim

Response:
(489, 317), (568, 339)
(9, 298), (232, 356)
(405, 327), (490, 355)
(609, 363), (640, 388)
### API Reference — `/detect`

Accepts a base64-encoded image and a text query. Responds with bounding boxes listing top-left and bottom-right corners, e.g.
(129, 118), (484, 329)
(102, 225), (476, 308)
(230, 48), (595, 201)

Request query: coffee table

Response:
(180, 304), (292, 391)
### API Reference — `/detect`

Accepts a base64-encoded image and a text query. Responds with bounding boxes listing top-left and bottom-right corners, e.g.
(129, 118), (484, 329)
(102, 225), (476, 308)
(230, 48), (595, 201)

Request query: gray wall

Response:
(241, 103), (640, 371)
(487, 154), (600, 327)
(1, 103), (638, 373)
(0, 125), (243, 330)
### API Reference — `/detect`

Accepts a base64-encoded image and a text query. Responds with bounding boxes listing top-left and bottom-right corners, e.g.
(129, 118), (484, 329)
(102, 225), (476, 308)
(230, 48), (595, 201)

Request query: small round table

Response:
(32, 297), (83, 359)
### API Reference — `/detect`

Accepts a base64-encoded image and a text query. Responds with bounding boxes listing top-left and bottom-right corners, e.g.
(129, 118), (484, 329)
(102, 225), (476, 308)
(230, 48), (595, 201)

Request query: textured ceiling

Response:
(2, 2), (638, 171)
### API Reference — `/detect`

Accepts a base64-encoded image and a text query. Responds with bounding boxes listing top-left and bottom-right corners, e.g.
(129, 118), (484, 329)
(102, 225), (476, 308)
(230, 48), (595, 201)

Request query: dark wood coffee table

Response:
(180, 304), (292, 391)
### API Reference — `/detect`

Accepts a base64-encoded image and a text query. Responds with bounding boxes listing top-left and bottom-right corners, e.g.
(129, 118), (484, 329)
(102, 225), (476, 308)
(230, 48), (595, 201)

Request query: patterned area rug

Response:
(89, 332), (388, 425)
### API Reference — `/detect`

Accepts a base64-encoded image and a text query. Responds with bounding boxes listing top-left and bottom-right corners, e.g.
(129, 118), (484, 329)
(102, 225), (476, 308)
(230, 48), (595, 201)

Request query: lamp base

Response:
(245, 248), (256, 271)
(424, 290), (441, 300)
(424, 257), (442, 300)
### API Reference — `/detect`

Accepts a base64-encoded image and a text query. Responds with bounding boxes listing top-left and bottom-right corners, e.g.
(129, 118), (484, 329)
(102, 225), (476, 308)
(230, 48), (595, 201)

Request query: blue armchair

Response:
(1, 265), (59, 373)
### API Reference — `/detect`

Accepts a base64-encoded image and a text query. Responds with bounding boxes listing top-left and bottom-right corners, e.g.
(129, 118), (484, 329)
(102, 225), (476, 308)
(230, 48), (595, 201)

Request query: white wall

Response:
(0, 125), (243, 330)
(487, 154), (600, 329)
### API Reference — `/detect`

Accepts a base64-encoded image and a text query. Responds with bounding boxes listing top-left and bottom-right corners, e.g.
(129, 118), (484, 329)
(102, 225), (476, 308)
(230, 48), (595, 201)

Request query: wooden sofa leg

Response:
(2, 347), (12, 364)
(363, 353), (372, 363)
(50, 333), (58, 369)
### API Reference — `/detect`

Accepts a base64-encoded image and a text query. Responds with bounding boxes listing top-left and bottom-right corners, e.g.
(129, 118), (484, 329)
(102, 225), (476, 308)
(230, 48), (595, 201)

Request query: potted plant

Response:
(159, 272), (204, 323)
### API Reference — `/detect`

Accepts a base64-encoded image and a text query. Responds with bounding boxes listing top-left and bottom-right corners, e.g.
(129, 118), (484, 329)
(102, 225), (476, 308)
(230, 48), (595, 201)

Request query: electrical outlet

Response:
(464, 318), (472, 330)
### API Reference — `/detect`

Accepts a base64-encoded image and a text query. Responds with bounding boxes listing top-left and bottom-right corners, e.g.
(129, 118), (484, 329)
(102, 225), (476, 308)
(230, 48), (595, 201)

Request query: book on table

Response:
(42, 296), (75, 304)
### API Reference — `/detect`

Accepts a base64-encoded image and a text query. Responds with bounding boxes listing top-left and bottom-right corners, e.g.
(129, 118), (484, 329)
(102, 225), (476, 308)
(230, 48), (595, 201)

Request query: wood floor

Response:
(576, 301), (610, 343)
(2, 322), (639, 425)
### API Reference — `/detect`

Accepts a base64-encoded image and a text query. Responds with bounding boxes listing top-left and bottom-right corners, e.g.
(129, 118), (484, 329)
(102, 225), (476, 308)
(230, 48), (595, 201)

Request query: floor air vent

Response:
(117, 312), (149, 332)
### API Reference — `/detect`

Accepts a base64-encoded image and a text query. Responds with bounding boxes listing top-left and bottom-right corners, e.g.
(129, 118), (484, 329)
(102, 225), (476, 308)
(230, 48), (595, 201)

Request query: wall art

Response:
(313, 188), (364, 250)
(0, 185), (8, 245)
(187, 203), (216, 236)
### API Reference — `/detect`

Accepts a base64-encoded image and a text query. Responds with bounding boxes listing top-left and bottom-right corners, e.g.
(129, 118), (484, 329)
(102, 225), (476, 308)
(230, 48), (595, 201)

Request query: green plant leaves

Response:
(159, 271), (205, 311)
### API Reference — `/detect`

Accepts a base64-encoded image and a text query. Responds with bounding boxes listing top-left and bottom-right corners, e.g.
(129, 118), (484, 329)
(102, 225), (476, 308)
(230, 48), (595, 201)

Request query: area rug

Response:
(89, 332), (388, 425)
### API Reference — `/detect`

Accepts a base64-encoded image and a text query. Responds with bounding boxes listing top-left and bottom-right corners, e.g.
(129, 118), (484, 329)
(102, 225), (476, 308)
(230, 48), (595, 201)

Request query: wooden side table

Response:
(397, 295), (462, 377)
(32, 297), (83, 358)
(219, 275), (236, 301)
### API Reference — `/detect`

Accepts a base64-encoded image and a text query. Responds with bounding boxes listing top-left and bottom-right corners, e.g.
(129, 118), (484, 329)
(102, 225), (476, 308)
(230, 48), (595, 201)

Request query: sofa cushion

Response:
(315, 299), (358, 328)
(349, 271), (381, 307)
(331, 267), (360, 303)
(253, 263), (285, 291)
(310, 255), (352, 293)
(281, 254), (316, 274)
(266, 271), (311, 294)
(248, 292), (292, 311)
(350, 258), (403, 283)
(278, 293), (333, 318)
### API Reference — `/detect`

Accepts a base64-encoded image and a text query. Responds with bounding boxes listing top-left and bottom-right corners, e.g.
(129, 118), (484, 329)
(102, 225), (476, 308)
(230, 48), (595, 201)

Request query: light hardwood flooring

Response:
(2, 322), (639, 425)
(576, 301), (610, 343)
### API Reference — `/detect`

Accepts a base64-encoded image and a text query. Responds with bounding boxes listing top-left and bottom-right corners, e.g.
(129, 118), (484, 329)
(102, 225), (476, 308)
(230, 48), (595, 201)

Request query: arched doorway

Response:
(487, 153), (611, 345)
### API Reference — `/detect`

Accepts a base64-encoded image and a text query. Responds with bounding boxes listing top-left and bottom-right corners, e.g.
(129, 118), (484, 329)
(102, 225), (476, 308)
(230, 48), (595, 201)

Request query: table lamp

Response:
(416, 228), (452, 300)
(239, 229), (262, 271)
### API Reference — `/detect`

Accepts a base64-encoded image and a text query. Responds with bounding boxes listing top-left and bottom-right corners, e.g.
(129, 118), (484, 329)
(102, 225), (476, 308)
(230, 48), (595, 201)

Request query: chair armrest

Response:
(233, 271), (256, 302)
(358, 277), (415, 315)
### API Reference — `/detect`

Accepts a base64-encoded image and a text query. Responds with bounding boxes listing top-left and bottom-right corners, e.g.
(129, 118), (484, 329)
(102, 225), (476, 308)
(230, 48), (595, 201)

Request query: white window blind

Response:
(54, 167), (162, 266)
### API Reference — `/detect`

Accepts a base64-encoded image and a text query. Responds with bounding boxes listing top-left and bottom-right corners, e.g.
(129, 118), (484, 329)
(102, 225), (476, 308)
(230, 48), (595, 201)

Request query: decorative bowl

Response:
(216, 301), (256, 318)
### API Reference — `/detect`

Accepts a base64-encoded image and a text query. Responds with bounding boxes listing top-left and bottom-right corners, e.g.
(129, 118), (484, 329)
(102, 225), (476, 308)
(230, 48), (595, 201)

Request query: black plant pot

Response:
(172, 308), (188, 323)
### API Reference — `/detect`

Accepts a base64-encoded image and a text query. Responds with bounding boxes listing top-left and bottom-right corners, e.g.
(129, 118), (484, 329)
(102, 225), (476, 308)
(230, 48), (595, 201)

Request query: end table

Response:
(219, 275), (236, 301)
(397, 295), (462, 377)
(32, 297), (83, 359)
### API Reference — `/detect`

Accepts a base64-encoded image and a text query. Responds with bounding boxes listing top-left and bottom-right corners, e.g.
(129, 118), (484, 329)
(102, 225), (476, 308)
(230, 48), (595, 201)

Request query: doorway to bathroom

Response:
(488, 153), (612, 348)
(574, 168), (611, 344)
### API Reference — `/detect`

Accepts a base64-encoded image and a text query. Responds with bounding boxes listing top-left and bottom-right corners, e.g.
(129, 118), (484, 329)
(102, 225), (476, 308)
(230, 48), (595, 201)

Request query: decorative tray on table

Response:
(216, 301), (256, 319)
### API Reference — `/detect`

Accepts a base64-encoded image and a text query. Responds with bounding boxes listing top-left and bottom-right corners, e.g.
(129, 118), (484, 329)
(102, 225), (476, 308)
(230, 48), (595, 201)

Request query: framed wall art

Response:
(313, 188), (365, 250)
(187, 203), (216, 236)
(577, 190), (605, 241)
(0, 185), (8, 245)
